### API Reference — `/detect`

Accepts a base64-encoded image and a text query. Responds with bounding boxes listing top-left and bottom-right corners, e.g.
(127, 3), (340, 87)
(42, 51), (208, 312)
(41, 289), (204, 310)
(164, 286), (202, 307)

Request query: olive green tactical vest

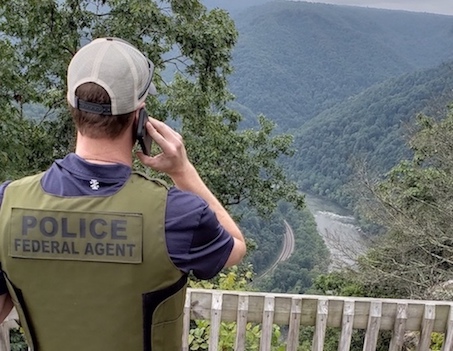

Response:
(0, 172), (187, 351)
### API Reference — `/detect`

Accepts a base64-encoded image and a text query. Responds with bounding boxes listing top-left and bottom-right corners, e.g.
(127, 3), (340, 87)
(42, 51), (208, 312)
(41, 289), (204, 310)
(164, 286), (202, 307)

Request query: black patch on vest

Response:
(142, 275), (187, 351)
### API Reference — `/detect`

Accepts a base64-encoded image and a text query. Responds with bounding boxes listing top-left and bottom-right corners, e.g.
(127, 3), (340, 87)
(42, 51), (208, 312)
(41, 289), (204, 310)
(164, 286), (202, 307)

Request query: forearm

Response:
(137, 117), (246, 266)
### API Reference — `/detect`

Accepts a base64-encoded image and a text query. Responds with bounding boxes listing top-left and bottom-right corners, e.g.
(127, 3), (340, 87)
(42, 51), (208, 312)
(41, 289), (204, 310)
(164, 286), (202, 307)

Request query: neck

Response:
(75, 132), (133, 167)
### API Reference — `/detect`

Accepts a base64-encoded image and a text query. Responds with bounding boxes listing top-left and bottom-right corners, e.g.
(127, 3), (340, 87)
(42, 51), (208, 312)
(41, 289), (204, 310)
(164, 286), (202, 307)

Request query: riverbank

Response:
(305, 194), (369, 271)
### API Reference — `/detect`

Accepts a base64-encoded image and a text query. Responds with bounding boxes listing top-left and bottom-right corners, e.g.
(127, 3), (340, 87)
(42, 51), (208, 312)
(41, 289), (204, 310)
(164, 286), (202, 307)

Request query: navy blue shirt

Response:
(0, 154), (233, 291)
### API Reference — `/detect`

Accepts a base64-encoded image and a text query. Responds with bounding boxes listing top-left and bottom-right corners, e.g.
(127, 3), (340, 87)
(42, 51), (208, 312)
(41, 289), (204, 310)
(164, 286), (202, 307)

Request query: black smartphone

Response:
(136, 108), (152, 155)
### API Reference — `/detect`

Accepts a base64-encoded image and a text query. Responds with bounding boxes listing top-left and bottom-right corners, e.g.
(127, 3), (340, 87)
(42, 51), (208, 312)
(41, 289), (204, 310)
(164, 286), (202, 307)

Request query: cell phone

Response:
(136, 108), (152, 155)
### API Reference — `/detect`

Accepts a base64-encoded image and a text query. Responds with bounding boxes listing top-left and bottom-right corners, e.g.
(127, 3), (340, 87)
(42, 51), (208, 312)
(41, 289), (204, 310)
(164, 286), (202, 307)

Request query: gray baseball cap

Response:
(67, 37), (157, 115)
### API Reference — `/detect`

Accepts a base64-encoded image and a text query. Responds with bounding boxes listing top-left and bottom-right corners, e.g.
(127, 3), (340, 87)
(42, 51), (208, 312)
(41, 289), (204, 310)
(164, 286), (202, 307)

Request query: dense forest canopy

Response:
(207, 1), (453, 211)
(290, 62), (453, 206)
(315, 106), (453, 303)
(229, 1), (453, 131)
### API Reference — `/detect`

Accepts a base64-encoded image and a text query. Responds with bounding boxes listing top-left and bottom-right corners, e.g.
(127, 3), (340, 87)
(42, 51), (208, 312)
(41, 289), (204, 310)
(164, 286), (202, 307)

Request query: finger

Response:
(144, 121), (177, 156)
(136, 151), (158, 168)
(144, 121), (166, 145)
(148, 117), (183, 143)
(145, 120), (183, 155)
(136, 151), (149, 164)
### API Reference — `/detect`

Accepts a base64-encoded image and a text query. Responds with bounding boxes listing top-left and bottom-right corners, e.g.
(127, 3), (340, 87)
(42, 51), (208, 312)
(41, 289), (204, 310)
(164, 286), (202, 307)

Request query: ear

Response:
(132, 103), (144, 126)
(131, 103), (146, 141)
(136, 103), (146, 117)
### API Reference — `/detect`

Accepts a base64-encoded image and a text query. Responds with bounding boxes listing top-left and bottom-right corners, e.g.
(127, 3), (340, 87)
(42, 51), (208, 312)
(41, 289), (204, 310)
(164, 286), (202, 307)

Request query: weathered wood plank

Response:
(286, 297), (302, 351)
(0, 323), (10, 351)
(363, 301), (382, 351)
(338, 300), (354, 351)
(388, 303), (408, 351)
(182, 290), (192, 351)
(208, 292), (223, 351)
(0, 309), (19, 351)
(441, 305), (453, 351)
(234, 294), (249, 351)
(312, 299), (328, 351)
(417, 304), (435, 351)
(260, 296), (275, 351)
(187, 289), (452, 332)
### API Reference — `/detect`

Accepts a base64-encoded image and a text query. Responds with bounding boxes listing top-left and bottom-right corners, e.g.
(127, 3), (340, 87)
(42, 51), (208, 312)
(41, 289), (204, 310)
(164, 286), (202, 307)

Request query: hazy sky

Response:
(304, 0), (453, 16)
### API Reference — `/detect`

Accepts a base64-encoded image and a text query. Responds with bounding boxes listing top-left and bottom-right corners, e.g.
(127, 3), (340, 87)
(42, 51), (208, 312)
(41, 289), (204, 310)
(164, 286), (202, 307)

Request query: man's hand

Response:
(136, 117), (191, 179)
(137, 117), (246, 267)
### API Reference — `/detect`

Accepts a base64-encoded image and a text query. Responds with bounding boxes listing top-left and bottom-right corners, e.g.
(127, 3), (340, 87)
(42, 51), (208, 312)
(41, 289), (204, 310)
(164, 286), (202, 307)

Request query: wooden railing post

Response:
(208, 292), (223, 351)
(363, 301), (382, 351)
(312, 298), (328, 351)
(286, 297), (302, 351)
(441, 305), (453, 351)
(182, 289), (191, 351)
(260, 295), (275, 351)
(0, 322), (10, 351)
(389, 302), (408, 351)
(234, 294), (249, 351)
(338, 300), (355, 351)
(417, 303), (435, 351)
(0, 308), (19, 351)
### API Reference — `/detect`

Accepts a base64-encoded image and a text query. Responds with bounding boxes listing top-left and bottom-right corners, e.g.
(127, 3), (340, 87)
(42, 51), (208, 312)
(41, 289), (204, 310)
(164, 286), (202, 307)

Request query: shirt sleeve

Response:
(0, 180), (12, 207)
(0, 181), (12, 295)
(165, 187), (234, 280)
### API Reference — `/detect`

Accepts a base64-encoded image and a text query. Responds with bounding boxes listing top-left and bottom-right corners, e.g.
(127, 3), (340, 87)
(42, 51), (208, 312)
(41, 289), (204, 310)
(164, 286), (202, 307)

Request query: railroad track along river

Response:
(256, 220), (295, 279)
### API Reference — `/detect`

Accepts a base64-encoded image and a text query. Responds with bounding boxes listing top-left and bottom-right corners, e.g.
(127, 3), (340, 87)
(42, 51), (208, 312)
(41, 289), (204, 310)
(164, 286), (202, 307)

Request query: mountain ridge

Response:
(218, 1), (453, 205)
(290, 61), (453, 203)
(228, 1), (453, 130)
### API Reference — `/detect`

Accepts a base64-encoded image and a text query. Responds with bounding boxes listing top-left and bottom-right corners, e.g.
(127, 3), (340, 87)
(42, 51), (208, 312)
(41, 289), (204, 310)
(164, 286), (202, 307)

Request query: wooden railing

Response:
(1, 288), (452, 350)
(183, 288), (453, 351)
(0, 308), (19, 351)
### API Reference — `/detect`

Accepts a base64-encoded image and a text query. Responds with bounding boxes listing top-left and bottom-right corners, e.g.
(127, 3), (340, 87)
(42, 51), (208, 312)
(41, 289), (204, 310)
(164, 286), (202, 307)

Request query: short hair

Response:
(70, 83), (135, 139)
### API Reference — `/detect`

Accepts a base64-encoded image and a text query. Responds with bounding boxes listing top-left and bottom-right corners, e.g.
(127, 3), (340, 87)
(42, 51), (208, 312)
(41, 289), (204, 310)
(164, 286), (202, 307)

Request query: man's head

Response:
(67, 38), (156, 138)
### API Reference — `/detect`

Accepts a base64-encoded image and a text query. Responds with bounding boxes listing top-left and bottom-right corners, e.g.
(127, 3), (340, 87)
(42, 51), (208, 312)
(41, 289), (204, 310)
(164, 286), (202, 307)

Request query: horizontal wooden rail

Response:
(183, 288), (453, 351)
(1, 289), (452, 351)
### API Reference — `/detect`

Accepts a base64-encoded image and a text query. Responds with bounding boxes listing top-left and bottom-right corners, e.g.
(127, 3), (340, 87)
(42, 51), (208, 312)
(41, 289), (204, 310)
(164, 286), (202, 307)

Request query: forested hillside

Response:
(290, 62), (453, 206)
(253, 203), (330, 294)
(229, 2), (453, 130)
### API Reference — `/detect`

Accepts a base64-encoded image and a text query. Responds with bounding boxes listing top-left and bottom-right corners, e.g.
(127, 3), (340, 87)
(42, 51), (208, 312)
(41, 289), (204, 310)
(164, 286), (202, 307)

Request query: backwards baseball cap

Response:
(67, 37), (157, 115)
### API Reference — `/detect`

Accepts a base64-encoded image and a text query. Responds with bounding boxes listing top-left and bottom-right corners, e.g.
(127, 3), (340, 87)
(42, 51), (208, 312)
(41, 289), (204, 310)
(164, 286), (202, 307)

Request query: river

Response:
(305, 194), (369, 271)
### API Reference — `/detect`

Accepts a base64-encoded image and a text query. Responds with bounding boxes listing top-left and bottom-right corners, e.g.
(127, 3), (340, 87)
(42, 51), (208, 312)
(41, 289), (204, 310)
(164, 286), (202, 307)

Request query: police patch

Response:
(10, 208), (143, 264)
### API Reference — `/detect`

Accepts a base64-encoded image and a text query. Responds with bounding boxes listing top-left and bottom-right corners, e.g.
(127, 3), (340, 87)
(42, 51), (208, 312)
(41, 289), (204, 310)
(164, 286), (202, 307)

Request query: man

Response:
(0, 37), (246, 350)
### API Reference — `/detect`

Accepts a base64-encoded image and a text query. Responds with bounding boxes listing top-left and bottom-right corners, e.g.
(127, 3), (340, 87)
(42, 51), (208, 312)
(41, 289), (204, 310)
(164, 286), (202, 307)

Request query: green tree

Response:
(0, 0), (304, 217)
(305, 106), (453, 350)
(355, 107), (453, 299)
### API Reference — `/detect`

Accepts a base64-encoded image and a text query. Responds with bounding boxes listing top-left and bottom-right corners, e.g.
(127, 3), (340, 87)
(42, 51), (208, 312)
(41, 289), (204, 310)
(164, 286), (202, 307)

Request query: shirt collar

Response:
(55, 153), (132, 182)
